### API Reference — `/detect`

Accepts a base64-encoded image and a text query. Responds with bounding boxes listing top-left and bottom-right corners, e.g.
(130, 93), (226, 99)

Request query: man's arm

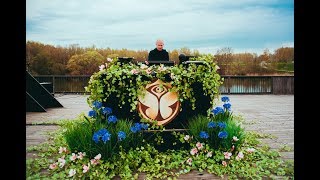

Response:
(148, 51), (153, 61)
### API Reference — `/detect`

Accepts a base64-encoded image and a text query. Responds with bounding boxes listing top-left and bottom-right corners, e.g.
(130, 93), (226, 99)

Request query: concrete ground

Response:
(26, 94), (294, 161)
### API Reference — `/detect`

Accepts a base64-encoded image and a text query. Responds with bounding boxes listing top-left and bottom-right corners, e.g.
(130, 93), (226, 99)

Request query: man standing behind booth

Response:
(148, 39), (169, 61)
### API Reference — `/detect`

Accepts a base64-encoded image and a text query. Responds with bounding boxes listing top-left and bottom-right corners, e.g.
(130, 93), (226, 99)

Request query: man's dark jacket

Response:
(148, 48), (169, 61)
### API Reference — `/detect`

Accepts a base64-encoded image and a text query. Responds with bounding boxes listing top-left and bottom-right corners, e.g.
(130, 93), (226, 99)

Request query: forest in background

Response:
(26, 41), (294, 76)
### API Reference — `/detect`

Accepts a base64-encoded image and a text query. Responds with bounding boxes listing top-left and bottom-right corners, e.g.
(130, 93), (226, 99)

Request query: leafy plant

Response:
(85, 54), (223, 121)
(186, 96), (245, 151)
(27, 125), (294, 179)
(63, 100), (148, 160)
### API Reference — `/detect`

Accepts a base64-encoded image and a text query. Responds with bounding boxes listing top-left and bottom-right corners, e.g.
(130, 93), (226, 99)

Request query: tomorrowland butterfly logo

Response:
(137, 79), (180, 126)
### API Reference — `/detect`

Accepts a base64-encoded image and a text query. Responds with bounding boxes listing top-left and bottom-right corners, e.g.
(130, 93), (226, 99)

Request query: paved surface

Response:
(26, 94), (294, 161)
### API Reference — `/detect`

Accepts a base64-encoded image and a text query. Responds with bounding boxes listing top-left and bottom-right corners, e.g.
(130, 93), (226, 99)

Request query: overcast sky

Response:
(26, 0), (293, 55)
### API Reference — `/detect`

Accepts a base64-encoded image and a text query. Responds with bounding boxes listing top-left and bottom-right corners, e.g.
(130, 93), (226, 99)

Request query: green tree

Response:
(67, 51), (104, 75)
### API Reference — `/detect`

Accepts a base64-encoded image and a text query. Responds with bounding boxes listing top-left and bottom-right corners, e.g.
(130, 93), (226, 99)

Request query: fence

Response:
(33, 75), (294, 95)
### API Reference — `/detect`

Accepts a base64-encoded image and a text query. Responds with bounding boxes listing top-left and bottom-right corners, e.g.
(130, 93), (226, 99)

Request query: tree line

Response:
(26, 41), (294, 76)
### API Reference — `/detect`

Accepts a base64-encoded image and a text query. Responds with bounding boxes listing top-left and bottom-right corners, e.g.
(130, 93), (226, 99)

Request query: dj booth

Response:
(89, 56), (219, 129)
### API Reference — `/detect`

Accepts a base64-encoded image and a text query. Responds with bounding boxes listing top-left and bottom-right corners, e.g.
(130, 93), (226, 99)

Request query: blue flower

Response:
(88, 110), (97, 117)
(199, 131), (209, 139)
(92, 128), (111, 144)
(102, 107), (112, 115)
(211, 107), (224, 115)
(117, 131), (126, 141)
(130, 123), (142, 133)
(101, 132), (111, 143)
(217, 122), (226, 129)
(107, 115), (118, 124)
(218, 131), (228, 139)
(208, 122), (217, 128)
(140, 123), (149, 130)
(223, 103), (231, 111)
(221, 96), (230, 102)
(92, 133), (100, 143)
(93, 101), (103, 109)
(96, 128), (108, 136)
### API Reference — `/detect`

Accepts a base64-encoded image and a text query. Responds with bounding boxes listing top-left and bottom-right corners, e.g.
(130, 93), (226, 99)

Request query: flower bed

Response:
(26, 56), (294, 179)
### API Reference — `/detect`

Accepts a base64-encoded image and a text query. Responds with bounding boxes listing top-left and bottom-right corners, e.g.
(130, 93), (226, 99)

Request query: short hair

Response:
(156, 39), (164, 45)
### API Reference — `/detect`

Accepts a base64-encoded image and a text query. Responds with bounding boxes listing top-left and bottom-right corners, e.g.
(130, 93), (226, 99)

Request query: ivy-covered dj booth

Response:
(85, 55), (222, 129)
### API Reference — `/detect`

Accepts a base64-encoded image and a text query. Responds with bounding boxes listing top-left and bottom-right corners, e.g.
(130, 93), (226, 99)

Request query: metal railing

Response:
(33, 75), (294, 95)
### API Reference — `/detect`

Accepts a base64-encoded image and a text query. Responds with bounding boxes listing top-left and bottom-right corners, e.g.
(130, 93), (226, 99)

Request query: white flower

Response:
(157, 64), (167, 72)
(140, 64), (148, 69)
(107, 58), (112, 62)
(206, 151), (213, 158)
(246, 147), (256, 153)
(184, 135), (190, 141)
(68, 169), (76, 177)
(170, 73), (176, 80)
(232, 136), (239, 141)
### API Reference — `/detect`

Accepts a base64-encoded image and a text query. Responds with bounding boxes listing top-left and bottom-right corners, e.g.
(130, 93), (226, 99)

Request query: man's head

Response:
(155, 39), (164, 51)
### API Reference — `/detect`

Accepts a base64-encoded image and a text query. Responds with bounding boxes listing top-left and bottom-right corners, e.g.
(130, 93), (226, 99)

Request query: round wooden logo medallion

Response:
(137, 79), (180, 126)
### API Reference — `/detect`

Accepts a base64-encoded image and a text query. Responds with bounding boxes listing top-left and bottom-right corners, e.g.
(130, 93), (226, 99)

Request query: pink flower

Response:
(223, 152), (232, 159)
(49, 163), (58, 170)
(99, 64), (105, 71)
(190, 148), (198, 155)
(206, 151), (213, 158)
(232, 136), (239, 141)
(184, 135), (190, 141)
(107, 58), (113, 62)
(145, 68), (152, 74)
(58, 157), (66, 168)
(144, 60), (149, 65)
(90, 159), (99, 165)
(130, 69), (139, 74)
(230, 145), (235, 152)
(246, 148), (256, 153)
(94, 154), (101, 160)
(83, 164), (90, 173)
(236, 152), (244, 161)
(70, 153), (77, 161)
(186, 158), (192, 165)
(77, 152), (86, 160)
(222, 161), (227, 167)
(196, 142), (203, 150)
(58, 147), (67, 154)
(68, 169), (76, 177)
